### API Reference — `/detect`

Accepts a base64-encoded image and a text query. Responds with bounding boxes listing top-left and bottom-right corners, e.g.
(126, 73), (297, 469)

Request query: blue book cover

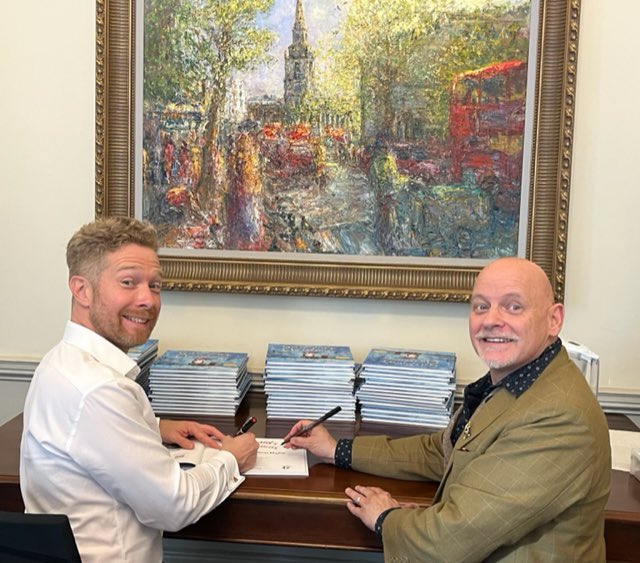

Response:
(266, 344), (354, 365)
(152, 350), (248, 371)
(127, 339), (159, 361)
(362, 347), (456, 373)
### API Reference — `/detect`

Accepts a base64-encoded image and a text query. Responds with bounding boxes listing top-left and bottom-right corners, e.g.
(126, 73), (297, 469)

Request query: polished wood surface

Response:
(2, 394), (639, 560)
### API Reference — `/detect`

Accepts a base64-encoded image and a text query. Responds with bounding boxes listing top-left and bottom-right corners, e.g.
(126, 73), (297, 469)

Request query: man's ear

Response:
(548, 302), (565, 337)
(69, 275), (93, 308)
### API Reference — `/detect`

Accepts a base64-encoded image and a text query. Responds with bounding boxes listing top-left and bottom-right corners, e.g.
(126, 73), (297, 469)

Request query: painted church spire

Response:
(284, 0), (314, 121)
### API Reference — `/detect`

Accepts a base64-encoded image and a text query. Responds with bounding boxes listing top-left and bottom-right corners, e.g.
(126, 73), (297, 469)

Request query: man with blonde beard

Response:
(20, 217), (258, 562)
(285, 257), (611, 562)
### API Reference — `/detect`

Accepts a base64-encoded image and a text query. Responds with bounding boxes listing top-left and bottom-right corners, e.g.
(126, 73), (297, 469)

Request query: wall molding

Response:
(2, 359), (639, 416)
(454, 384), (640, 416)
(0, 360), (39, 382)
(597, 391), (640, 416)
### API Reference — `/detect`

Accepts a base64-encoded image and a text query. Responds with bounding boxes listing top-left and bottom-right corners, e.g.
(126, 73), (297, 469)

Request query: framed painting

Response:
(96, 0), (580, 302)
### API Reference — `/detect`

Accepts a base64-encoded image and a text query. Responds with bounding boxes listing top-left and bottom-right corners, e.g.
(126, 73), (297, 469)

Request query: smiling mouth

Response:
(477, 335), (517, 344)
(123, 315), (152, 325)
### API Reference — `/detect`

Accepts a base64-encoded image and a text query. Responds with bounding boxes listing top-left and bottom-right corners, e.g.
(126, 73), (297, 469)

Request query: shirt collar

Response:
(450, 338), (562, 446)
(496, 337), (562, 397)
(63, 321), (140, 380)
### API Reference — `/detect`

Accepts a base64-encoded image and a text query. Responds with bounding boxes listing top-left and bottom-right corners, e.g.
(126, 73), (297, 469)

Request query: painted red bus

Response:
(449, 60), (527, 204)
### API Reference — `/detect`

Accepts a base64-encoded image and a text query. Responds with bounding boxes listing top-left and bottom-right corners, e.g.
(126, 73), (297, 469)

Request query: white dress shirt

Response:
(20, 321), (244, 562)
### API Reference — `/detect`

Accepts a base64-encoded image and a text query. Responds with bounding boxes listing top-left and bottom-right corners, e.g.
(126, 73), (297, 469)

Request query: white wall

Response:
(1, 1), (638, 394)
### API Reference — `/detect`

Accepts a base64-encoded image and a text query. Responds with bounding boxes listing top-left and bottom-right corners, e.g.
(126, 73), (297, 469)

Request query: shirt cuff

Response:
(200, 448), (245, 492)
(334, 438), (353, 469)
(375, 507), (400, 540)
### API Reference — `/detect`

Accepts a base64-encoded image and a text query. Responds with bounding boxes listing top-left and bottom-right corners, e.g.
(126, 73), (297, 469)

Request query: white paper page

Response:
(609, 429), (640, 472)
(244, 438), (309, 477)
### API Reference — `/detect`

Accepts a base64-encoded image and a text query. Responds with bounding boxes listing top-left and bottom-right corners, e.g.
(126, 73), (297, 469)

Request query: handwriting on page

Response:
(244, 438), (309, 476)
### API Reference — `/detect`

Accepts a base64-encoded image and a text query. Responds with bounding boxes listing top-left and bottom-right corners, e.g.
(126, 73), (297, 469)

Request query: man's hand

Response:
(282, 420), (337, 464)
(219, 432), (259, 473)
(345, 485), (401, 531)
(159, 419), (225, 449)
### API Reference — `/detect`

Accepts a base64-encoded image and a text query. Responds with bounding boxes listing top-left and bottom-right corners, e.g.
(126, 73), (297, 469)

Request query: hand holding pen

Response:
(281, 406), (342, 445)
(235, 416), (257, 436)
(221, 417), (259, 473)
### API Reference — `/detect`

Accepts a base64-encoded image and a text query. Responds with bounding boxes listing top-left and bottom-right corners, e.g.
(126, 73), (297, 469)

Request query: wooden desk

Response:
(2, 394), (639, 561)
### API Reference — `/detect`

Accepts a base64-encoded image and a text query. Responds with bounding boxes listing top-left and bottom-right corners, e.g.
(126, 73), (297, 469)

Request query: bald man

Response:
(284, 258), (611, 562)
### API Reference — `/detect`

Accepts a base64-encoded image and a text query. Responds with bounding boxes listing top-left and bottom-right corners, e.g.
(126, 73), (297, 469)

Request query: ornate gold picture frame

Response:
(96, 0), (580, 302)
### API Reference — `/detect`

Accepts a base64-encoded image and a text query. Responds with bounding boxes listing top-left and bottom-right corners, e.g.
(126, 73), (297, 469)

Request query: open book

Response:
(168, 438), (309, 477)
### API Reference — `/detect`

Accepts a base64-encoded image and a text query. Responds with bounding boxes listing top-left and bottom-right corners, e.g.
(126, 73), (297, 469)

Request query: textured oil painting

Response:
(142, 0), (533, 259)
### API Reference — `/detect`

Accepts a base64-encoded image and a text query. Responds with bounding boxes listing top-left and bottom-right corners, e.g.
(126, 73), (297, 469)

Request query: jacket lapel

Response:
(435, 388), (515, 500)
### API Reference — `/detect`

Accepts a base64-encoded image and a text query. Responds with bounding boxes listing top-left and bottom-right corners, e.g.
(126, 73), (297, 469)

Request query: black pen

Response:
(281, 406), (342, 445)
(235, 416), (257, 436)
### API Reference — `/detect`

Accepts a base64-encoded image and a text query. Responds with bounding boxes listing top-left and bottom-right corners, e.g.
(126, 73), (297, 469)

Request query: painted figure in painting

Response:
(143, 0), (532, 258)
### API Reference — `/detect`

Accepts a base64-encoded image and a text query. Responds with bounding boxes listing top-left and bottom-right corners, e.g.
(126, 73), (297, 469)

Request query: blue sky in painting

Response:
(240, 0), (528, 99)
(240, 0), (346, 99)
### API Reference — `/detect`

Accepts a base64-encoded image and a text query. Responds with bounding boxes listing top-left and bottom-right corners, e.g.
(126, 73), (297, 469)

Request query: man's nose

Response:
(136, 284), (159, 307)
(483, 306), (504, 326)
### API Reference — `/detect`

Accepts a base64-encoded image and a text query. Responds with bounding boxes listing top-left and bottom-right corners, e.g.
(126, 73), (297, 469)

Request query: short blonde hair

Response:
(66, 217), (158, 281)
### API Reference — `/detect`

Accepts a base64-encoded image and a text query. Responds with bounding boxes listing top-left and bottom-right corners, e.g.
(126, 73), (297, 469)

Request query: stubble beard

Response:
(474, 334), (519, 374)
(89, 306), (156, 352)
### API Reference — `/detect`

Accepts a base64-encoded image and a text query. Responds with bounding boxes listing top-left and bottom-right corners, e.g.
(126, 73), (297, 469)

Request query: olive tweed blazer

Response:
(352, 347), (611, 562)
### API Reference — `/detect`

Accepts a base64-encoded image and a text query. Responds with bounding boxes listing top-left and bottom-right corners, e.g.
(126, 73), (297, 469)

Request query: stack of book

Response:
(264, 344), (357, 421)
(357, 347), (456, 428)
(148, 350), (251, 415)
(127, 339), (159, 397)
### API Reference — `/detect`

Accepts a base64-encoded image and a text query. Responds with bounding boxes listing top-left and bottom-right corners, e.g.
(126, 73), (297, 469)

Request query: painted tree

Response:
(425, 2), (531, 137)
(144, 1), (184, 104)
(330, 0), (448, 142)
(320, 0), (530, 142)
(144, 0), (276, 195)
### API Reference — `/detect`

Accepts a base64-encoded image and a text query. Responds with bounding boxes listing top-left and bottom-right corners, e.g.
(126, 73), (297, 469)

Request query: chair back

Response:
(0, 511), (82, 562)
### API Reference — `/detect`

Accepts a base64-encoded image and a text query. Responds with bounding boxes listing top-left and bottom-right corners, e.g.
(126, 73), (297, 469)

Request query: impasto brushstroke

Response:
(142, 0), (531, 258)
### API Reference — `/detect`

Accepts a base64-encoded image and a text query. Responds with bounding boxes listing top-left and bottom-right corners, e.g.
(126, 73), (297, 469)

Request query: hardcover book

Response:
(153, 350), (248, 372)
(362, 347), (456, 373)
(266, 344), (354, 365)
